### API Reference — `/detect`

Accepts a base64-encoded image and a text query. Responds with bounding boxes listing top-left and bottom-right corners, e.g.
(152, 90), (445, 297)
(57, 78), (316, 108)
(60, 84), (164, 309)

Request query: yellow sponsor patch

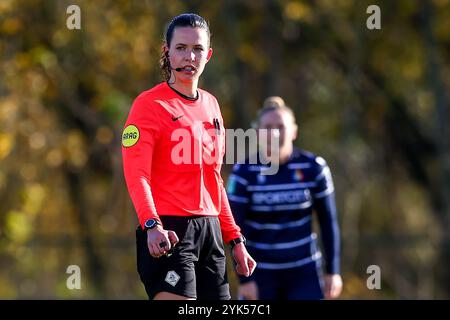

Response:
(122, 124), (140, 147)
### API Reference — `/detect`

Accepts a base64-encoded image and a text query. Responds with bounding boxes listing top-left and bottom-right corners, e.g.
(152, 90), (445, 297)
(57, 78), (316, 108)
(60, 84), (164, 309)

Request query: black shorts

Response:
(136, 215), (231, 300)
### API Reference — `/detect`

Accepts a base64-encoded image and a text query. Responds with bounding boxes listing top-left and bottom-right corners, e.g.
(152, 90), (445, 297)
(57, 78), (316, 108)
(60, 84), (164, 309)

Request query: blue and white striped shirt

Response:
(227, 148), (340, 282)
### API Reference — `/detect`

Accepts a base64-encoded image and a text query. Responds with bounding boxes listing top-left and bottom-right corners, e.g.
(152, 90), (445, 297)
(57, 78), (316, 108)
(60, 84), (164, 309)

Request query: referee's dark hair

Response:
(160, 13), (211, 81)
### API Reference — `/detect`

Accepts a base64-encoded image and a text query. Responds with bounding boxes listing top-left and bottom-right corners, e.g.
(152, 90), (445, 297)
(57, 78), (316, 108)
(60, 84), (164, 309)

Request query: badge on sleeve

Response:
(122, 124), (140, 147)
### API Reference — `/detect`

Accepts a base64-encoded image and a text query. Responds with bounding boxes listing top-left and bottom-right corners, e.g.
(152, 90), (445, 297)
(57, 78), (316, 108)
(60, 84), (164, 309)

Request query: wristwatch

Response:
(143, 219), (160, 232)
(229, 235), (246, 248)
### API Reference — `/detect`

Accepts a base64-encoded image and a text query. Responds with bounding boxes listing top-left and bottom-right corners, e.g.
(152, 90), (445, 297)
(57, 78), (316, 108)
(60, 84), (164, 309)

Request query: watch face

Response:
(145, 219), (157, 229)
(231, 236), (245, 246)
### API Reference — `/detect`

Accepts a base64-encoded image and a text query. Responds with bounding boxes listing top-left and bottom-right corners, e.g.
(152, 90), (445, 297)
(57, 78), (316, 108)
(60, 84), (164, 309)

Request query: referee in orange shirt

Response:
(122, 13), (256, 300)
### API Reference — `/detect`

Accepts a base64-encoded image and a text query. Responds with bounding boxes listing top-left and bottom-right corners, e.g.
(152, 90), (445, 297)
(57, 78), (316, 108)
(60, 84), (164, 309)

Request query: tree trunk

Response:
(66, 168), (106, 297)
(419, 0), (450, 298)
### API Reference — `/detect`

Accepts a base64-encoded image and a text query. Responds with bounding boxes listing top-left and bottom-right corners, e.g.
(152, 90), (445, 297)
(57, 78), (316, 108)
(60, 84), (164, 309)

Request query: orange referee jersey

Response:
(122, 82), (241, 243)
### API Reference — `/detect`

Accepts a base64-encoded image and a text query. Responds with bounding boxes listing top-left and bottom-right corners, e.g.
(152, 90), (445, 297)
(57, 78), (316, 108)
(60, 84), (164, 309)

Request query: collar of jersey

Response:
(166, 82), (199, 101)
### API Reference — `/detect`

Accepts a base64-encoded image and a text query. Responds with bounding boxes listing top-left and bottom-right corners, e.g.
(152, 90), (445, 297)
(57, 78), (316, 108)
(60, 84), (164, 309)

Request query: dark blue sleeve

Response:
(226, 164), (250, 230)
(311, 158), (341, 275)
(226, 164), (255, 284)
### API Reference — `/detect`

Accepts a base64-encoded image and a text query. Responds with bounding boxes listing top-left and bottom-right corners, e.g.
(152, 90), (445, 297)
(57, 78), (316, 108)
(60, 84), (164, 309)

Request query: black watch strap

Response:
(230, 236), (246, 248)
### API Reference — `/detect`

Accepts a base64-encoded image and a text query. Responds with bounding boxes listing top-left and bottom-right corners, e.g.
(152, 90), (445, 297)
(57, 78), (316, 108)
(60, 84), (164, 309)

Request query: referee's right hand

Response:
(146, 225), (179, 258)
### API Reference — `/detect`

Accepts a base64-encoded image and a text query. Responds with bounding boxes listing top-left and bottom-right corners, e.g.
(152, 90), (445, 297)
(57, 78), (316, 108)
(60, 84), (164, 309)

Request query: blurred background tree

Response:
(0, 0), (449, 298)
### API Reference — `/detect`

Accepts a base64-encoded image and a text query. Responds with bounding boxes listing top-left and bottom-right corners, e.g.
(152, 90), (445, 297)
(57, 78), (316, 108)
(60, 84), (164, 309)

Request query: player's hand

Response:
(238, 281), (259, 300)
(146, 225), (179, 258)
(324, 274), (343, 299)
(232, 243), (257, 277)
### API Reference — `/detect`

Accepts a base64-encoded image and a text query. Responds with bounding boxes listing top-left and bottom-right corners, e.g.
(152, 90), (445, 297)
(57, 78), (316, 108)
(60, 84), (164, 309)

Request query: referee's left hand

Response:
(232, 243), (256, 277)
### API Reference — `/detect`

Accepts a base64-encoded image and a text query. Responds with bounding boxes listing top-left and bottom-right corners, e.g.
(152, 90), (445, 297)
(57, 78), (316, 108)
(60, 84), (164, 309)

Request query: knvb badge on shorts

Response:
(165, 270), (180, 287)
(122, 124), (140, 147)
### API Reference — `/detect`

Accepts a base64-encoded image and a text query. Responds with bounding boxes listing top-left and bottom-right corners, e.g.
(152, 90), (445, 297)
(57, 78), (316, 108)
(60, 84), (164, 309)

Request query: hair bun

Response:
(263, 96), (285, 109)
